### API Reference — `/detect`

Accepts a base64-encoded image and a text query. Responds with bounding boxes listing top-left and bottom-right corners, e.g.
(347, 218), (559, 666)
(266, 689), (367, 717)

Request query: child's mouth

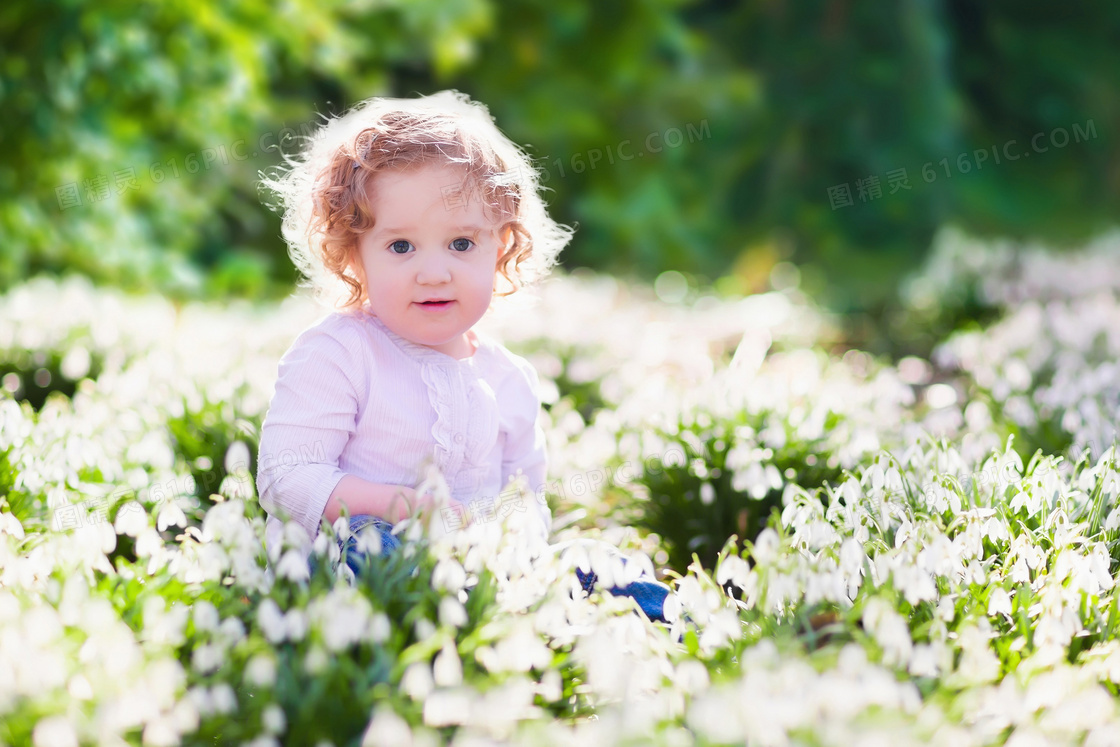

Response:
(418, 300), (453, 310)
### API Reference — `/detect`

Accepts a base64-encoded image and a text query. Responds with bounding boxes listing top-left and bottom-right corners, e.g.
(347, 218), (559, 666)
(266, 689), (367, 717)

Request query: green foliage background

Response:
(2, 0), (1116, 313)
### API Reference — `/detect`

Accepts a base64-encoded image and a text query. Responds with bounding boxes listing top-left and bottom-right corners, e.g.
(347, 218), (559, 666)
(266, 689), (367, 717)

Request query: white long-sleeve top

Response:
(256, 305), (550, 563)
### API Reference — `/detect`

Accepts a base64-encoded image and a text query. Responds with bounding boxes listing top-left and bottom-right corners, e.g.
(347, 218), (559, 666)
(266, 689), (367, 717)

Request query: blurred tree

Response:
(1, 0), (1116, 316)
(0, 0), (493, 298)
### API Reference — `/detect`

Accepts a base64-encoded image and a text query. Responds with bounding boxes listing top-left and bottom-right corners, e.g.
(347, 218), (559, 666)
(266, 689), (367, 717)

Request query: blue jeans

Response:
(312, 514), (672, 623)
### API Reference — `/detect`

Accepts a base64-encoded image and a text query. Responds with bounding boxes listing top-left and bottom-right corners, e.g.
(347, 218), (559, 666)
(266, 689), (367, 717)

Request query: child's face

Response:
(353, 163), (507, 358)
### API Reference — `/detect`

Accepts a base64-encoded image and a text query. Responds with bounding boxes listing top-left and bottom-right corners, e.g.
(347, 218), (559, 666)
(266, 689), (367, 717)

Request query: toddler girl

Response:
(256, 90), (669, 622)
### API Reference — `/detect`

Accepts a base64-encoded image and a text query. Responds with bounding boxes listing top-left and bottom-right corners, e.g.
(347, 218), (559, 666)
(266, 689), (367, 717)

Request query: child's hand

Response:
(384, 486), (436, 524)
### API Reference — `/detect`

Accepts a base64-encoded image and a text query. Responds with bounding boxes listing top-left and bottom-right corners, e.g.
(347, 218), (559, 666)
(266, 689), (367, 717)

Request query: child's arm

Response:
(322, 475), (433, 525)
(501, 357), (551, 538)
(258, 320), (423, 542)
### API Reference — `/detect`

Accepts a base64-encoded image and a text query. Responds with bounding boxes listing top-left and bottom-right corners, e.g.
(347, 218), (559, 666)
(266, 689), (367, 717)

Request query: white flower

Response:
(186, 686), (213, 718)
(114, 501), (149, 536)
(257, 598), (286, 643)
(276, 549), (310, 583)
(437, 597), (467, 629)
(369, 613), (391, 643)
(838, 538), (865, 577)
(141, 715), (179, 747)
(156, 501), (187, 531)
(952, 625), (1000, 686)
(32, 716), (79, 747)
(217, 615), (245, 644)
(422, 688), (472, 728)
(862, 598), (912, 668)
(909, 643), (944, 678)
(0, 511), (25, 539)
(700, 482), (715, 505)
(285, 608), (309, 642)
(191, 643), (223, 674)
(988, 587), (1013, 617)
(192, 600), (219, 634)
(431, 558), (466, 593)
(303, 646), (328, 675)
(242, 737), (280, 747)
(753, 528), (780, 564)
(361, 708), (413, 747)
(261, 704), (286, 735)
(245, 655), (277, 687)
(475, 622), (552, 673)
(316, 592), (372, 652)
(401, 663), (434, 701)
(433, 642), (463, 687)
(716, 554), (751, 590)
(224, 440), (252, 474)
(210, 683), (237, 714)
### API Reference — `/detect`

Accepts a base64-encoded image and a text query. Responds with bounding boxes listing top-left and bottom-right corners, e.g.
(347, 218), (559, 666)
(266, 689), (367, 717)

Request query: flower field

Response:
(4, 231), (1120, 746)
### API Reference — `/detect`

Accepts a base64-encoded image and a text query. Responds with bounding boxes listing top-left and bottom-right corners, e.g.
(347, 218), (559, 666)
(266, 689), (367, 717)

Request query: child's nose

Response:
(415, 249), (452, 284)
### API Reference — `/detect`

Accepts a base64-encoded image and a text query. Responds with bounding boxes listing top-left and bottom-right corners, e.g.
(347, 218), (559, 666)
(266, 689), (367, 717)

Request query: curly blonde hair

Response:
(260, 90), (573, 310)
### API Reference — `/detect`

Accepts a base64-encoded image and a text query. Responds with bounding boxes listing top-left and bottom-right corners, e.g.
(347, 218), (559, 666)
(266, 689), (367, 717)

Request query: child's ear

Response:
(346, 245), (367, 285)
(498, 224), (515, 252)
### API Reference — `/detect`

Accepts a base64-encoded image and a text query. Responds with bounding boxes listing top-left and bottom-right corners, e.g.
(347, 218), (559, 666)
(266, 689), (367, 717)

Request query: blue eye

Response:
(389, 240), (413, 255)
(450, 238), (473, 252)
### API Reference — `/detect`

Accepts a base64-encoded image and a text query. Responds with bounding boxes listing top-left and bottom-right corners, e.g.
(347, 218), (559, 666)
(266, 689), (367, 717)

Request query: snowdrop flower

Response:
(210, 683), (237, 714)
(475, 621), (553, 673)
(186, 686), (213, 719)
(699, 607), (743, 652)
(422, 687), (472, 728)
(988, 587), (1013, 617)
(369, 612), (391, 643)
(437, 596), (467, 629)
(314, 590), (372, 652)
(141, 715), (181, 747)
(361, 708), (414, 747)
(192, 600), (219, 634)
(217, 614), (246, 644)
(715, 553), (751, 591)
(303, 645), (329, 675)
(224, 440), (252, 474)
(142, 598), (189, 647)
(839, 538), (866, 578)
(285, 608), (309, 642)
(402, 663), (434, 701)
(262, 704), (287, 735)
(753, 528), (780, 564)
(894, 564), (938, 606)
(909, 642), (948, 678)
(245, 654), (278, 687)
(862, 598), (912, 668)
(275, 549), (310, 583)
(951, 624), (1001, 686)
(431, 558), (466, 594)
(0, 510), (25, 539)
(114, 501), (148, 537)
(433, 641), (463, 687)
(241, 737), (280, 747)
(156, 500), (187, 531)
(257, 598), (287, 644)
(191, 642), (223, 674)
(32, 715), (79, 747)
